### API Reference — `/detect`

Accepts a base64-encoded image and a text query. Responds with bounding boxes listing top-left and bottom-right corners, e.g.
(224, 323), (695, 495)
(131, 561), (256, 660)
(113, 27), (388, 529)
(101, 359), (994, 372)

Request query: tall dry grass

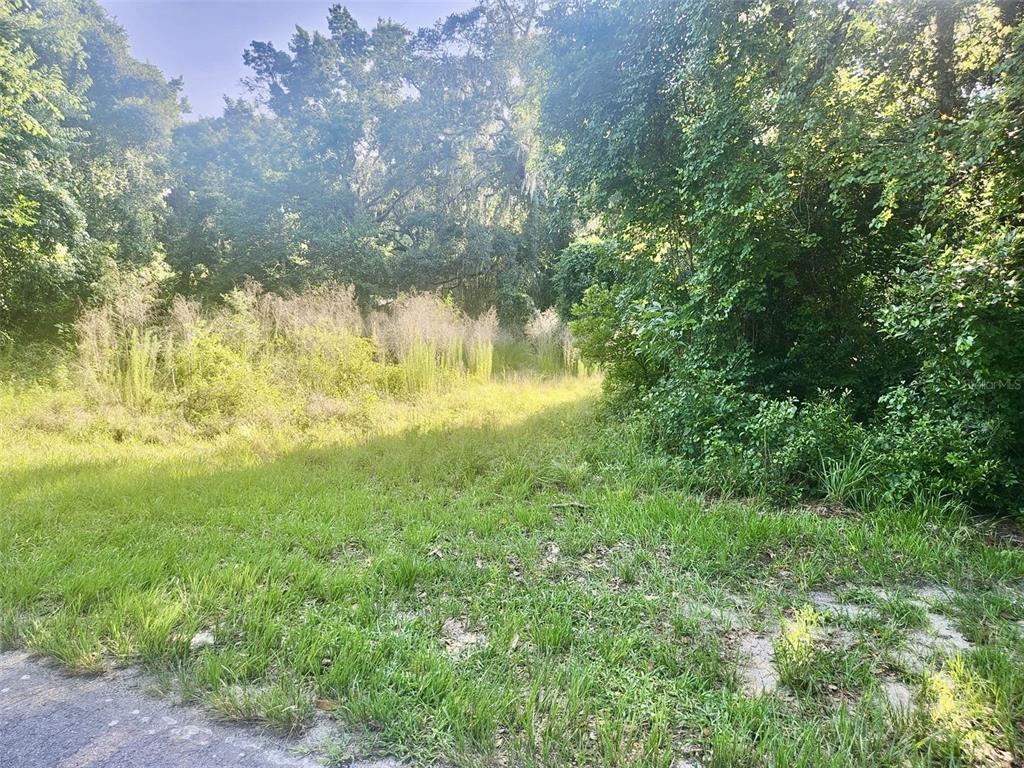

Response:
(76, 272), (165, 410)
(259, 283), (364, 339)
(371, 295), (501, 389)
(372, 294), (464, 391)
(466, 307), (498, 380)
(526, 308), (584, 375)
(73, 280), (585, 431)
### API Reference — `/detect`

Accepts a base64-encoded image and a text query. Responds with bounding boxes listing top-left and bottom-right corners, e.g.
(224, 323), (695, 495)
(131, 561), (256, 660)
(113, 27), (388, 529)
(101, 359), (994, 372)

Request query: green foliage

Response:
(3, 0), (570, 335)
(552, 237), (616, 321)
(549, 0), (1024, 511)
(0, 0), (182, 337)
(162, 1), (567, 318)
(5, 0), (1022, 514)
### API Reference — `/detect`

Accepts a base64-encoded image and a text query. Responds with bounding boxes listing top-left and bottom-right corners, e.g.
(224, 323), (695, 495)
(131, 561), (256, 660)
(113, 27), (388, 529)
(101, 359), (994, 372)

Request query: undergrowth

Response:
(63, 279), (586, 435)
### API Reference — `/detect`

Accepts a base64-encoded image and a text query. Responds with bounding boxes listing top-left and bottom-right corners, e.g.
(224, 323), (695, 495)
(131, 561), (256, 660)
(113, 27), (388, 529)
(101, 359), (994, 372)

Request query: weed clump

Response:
(70, 279), (586, 434)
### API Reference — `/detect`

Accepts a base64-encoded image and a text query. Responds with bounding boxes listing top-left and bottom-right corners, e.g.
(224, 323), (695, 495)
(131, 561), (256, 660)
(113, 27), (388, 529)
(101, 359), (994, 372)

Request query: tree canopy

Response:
(164, 0), (565, 323)
(545, 0), (1024, 507)
(0, 0), (181, 335)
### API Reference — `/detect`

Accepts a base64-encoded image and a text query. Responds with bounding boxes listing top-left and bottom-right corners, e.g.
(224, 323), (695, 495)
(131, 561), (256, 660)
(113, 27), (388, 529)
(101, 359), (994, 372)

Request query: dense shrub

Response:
(552, 238), (617, 321)
(548, 1), (1024, 511)
(172, 330), (278, 426)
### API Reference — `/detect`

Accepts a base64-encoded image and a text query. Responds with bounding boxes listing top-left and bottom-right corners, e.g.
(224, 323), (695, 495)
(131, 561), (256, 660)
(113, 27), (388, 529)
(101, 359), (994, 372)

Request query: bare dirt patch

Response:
(733, 633), (779, 696)
(441, 617), (485, 657)
(724, 585), (984, 710)
(981, 517), (1024, 550)
(896, 586), (973, 673)
(881, 679), (914, 710)
(540, 542), (560, 568)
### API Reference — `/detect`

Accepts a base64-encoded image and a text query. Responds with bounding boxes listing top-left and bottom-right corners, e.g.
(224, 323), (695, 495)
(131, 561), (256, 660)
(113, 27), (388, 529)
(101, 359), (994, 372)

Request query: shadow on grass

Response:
(2, 392), (722, 764)
(3, 389), (1024, 766)
(0, 393), (594, 500)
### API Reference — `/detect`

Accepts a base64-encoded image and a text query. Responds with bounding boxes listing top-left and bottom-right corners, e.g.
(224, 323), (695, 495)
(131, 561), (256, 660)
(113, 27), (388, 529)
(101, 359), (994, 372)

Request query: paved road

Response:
(0, 652), (397, 768)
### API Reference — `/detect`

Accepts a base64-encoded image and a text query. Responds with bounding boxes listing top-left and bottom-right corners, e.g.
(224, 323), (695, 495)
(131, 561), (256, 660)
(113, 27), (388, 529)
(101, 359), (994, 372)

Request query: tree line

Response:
(2, 0), (1022, 509)
(2, 0), (562, 334)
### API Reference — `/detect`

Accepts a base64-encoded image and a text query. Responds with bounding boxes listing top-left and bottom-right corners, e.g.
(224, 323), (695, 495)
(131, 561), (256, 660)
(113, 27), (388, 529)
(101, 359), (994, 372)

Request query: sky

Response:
(98, 1), (476, 118)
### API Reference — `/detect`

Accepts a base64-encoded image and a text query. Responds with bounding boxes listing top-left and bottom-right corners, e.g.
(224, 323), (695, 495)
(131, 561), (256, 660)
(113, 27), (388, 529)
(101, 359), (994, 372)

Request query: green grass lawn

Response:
(2, 376), (1024, 767)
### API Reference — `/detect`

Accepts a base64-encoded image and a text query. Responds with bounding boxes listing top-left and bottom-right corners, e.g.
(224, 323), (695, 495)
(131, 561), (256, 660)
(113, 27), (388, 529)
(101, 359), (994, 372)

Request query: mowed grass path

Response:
(2, 377), (1024, 767)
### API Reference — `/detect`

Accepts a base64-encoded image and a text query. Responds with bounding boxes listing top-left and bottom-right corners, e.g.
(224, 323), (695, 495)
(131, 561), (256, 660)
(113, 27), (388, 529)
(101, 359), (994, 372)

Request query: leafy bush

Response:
(548, 1), (1024, 512)
(290, 327), (381, 396)
(552, 238), (617, 321)
(871, 384), (1013, 507)
(172, 329), (278, 427)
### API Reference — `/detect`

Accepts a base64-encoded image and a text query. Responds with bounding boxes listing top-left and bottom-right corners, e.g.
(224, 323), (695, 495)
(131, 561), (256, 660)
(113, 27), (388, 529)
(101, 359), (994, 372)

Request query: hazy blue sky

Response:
(99, 1), (475, 118)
